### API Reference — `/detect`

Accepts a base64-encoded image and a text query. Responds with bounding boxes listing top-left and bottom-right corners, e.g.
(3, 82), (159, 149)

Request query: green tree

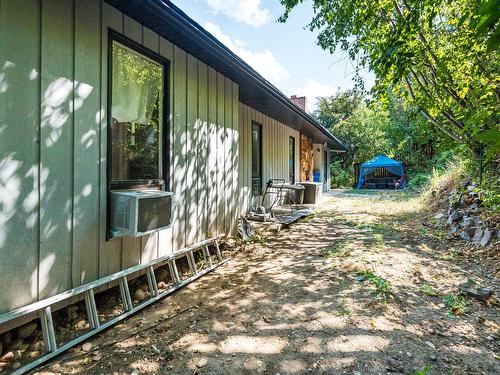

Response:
(279, 0), (500, 159)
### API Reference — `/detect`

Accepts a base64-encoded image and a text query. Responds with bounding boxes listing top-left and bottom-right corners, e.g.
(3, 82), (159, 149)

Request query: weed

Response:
(249, 234), (268, 246)
(413, 365), (432, 375)
(442, 249), (460, 261)
(356, 270), (393, 303)
(373, 233), (385, 248)
(420, 283), (438, 296)
(322, 240), (350, 258)
(299, 214), (316, 223)
(335, 300), (353, 317)
(442, 293), (467, 316)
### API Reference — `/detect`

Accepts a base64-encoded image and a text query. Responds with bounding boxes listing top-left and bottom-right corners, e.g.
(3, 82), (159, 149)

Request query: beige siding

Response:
(0, 0), (239, 314)
(0, 0), (305, 316)
(238, 103), (300, 212)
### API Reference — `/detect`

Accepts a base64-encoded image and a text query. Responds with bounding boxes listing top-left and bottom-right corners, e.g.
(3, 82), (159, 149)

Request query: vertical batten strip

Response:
(72, 0), (100, 287)
(99, 3), (123, 278)
(185, 54), (198, 246)
(158, 36), (174, 257)
(39, 0), (74, 299)
(0, 0), (42, 312)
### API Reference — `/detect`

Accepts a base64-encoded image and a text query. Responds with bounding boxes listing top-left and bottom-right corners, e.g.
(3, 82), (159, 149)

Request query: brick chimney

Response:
(290, 95), (307, 112)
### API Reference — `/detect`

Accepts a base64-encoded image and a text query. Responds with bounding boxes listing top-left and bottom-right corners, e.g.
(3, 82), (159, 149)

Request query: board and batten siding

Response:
(0, 0), (239, 314)
(238, 103), (300, 213)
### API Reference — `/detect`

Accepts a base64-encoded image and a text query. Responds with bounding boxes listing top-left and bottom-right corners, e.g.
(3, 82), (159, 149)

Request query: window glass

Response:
(251, 123), (262, 196)
(111, 41), (163, 184)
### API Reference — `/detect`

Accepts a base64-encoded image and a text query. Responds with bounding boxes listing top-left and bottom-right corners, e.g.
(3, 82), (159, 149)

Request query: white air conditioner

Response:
(110, 190), (174, 238)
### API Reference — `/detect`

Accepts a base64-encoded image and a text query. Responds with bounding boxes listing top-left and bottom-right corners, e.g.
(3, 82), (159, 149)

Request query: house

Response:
(0, 0), (345, 320)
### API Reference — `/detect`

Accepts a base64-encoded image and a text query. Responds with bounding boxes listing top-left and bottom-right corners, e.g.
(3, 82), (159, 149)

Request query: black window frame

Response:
(107, 29), (170, 192)
(289, 136), (296, 184)
(251, 121), (263, 196)
(106, 30), (170, 240)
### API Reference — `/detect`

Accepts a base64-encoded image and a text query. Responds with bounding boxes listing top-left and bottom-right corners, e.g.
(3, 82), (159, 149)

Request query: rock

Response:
(17, 322), (37, 339)
(459, 278), (494, 303)
(155, 268), (169, 282)
(424, 341), (436, 349)
(430, 354), (437, 361)
(480, 229), (491, 247)
(157, 281), (167, 289)
(451, 223), (459, 233)
(459, 216), (476, 229)
(11, 362), (21, 370)
(460, 231), (471, 241)
(30, 341), (44, 352)
(26, 351), (41, 359)
(138, 284), (149, 292)
(196, 358), (208, 368)
(130, 370), (140, 375)
(472, 227), (484, 243)
(486, 335), (494, 341)
(134, 289), (146, 302)
(434, 213), (445, 220)
(0, 351), (14, 363)
(73, 318), (88, 330)
(82, 343), (92, 352)
(450, 210), (464, 223)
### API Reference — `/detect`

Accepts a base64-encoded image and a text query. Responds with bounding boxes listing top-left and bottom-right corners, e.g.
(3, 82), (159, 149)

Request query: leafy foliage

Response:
(420, 283), (438, 296)
(443, 293), (468, 316)
(356, 270), (393, 302)
(279, 0), (499, 159)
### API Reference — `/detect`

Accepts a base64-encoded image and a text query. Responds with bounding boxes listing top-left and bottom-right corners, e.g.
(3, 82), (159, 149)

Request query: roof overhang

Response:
(104, 0), (347, 151)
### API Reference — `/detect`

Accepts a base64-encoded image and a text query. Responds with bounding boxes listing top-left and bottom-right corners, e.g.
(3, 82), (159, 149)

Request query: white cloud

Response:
(294, 79), (340, 112)
(204, 22), (290, 85)
(206, 0), (271, 27)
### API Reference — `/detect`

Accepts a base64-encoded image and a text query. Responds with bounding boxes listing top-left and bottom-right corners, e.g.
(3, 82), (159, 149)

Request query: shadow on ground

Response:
(41, 192), (499, 375)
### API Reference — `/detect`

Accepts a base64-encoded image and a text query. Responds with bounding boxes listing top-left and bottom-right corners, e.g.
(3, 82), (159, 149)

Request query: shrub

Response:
(330, 160), (352, 187)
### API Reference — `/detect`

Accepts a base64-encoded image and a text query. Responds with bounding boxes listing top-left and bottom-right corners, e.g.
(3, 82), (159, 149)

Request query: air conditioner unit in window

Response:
(110, 190), (174, 238)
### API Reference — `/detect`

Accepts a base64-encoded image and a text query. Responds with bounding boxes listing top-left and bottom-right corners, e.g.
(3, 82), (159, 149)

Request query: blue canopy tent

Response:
(356, 155), (406, 189)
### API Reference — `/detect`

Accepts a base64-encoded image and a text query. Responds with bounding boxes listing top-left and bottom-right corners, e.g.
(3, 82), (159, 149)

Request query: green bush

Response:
(407, 171), (431, 190)
(330, 160), (352, 187)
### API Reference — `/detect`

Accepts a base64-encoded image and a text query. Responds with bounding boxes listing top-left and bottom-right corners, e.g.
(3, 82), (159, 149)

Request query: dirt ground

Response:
(35, 191), (499, 375)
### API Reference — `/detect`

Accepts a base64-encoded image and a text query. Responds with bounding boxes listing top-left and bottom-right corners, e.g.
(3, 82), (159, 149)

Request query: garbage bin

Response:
(313, 170), (321, 182)
(298, 182), (323, 204)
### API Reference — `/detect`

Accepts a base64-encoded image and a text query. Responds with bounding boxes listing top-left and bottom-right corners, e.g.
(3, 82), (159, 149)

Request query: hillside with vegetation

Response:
(279, 0), (499, 224)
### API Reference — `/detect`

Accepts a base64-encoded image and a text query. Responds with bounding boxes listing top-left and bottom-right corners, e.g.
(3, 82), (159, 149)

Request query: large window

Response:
(251, 122), (262, 196)
(289, 136), (295, 184)
(109, 35), (168, 190)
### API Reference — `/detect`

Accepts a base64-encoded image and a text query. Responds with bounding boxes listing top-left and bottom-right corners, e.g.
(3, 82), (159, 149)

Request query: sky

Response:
(172, 0), (374, 113)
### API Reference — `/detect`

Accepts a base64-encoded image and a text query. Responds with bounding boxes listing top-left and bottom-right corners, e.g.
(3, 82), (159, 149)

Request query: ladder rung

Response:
(168, 259), (180, 284)
(187, 250), (198, 274)
(215, 239), (223, 261)
(119, 276), (133, 311)
(146, 266), (159, 297)
(84, 289), (100, 329)
(40, 306), (57, 353)
(203, 245), (213, 268)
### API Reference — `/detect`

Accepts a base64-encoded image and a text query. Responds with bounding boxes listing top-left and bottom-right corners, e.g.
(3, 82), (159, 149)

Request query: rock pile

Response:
(442, 179), (497, 246)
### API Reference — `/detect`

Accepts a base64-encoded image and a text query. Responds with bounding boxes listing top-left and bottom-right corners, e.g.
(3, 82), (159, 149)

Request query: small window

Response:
(109, 38), (167, 189)
(289, 136), (295, 184)
(251, 122), (262, 196)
